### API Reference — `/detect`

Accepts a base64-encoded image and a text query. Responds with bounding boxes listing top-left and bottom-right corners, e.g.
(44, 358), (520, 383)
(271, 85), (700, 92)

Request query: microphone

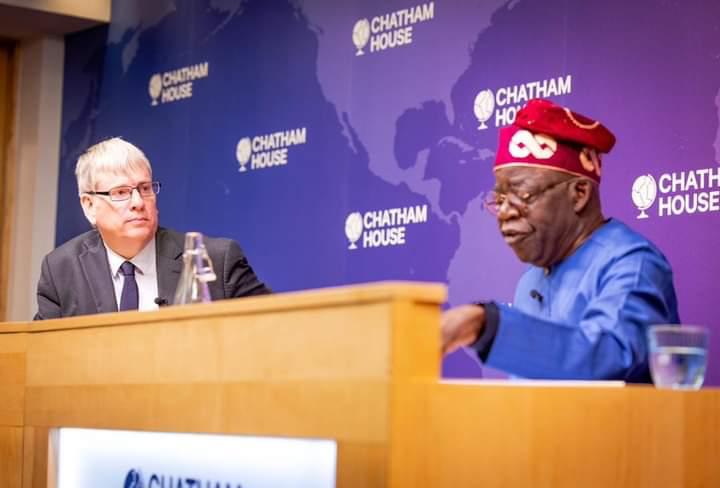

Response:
(154, 297), (169, 307)
(529, 289), (544, 304)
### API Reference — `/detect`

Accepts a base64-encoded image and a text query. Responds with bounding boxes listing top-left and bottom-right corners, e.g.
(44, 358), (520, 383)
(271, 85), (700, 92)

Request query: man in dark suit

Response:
(35, 138), (270, 320)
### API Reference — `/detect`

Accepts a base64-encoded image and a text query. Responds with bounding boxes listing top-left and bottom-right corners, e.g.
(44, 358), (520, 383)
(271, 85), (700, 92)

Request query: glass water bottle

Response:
(173, 232), (217, 305)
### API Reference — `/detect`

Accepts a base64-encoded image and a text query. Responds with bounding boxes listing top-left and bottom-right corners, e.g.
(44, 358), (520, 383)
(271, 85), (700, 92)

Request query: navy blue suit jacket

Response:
(34, 227), (270, 320)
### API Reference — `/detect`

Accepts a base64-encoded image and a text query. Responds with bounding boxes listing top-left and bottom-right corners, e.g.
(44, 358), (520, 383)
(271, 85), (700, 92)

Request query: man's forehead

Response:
(494, 166), (554, 186)
(95, 167), (151, 184)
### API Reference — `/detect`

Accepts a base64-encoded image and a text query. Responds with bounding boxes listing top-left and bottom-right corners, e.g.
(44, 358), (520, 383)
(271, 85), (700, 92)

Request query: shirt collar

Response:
(105, 237), (157, 277)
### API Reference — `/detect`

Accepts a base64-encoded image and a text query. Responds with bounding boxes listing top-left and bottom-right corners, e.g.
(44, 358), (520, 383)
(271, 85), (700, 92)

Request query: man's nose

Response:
(496, 199), (520, 221)
(129, 187), (145, 209)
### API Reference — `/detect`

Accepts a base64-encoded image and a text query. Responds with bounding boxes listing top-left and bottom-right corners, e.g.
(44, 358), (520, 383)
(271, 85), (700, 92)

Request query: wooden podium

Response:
(0, 282), (717, 487)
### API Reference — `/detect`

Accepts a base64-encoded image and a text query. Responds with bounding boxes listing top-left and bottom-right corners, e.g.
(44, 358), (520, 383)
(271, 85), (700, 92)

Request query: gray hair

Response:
(75, 137), (152, 195)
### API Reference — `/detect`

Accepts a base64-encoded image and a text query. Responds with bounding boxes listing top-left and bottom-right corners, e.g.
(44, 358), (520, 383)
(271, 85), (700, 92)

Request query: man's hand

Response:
(441, 304), (486, 355)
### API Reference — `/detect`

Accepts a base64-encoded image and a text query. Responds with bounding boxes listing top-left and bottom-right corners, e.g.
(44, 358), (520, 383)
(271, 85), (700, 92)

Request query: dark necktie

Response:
(119, 261), (139, 311)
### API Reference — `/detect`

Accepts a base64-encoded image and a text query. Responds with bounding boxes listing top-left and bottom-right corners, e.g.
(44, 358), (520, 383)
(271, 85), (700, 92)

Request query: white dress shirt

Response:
(105, 237), (160, 311)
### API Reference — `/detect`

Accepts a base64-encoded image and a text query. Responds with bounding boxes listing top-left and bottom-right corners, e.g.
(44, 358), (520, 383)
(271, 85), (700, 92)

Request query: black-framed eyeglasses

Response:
(86, 181), (161, 202)
(483, 178), (572, 216)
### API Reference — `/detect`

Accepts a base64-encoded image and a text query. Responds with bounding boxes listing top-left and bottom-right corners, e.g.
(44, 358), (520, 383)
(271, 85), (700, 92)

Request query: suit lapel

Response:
(78, 231), (118, 314)
(156, 228), (184, 304)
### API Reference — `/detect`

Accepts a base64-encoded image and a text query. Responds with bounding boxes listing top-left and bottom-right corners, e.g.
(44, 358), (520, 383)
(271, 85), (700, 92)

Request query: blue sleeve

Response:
(484, 250), (679, 382)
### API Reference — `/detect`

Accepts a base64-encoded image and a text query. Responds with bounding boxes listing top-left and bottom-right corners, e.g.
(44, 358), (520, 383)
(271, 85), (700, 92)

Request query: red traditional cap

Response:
(494, 99), (616, 182)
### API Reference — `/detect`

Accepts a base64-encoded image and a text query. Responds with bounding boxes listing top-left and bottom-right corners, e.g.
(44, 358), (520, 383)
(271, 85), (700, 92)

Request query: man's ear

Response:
(80, 194), (97, 226)
(571, 178), (594, 213)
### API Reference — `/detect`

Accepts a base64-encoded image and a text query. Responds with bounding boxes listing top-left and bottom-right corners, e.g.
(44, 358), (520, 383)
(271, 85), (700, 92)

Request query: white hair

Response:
(75, 137), (152, 195)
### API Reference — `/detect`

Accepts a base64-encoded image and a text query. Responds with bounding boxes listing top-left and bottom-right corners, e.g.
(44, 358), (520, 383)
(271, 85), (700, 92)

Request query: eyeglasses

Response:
(86, 181), (161, 201)
(483, 178), (571, 216)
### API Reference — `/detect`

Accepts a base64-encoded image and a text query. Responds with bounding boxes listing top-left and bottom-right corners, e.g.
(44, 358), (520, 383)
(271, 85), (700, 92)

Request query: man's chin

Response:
(123, 224), (155, 240)
(509, 244), (538, 266)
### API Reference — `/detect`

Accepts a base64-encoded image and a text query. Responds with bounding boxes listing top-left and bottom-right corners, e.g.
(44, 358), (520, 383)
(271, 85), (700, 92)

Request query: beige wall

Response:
(5, 37), (64, 321)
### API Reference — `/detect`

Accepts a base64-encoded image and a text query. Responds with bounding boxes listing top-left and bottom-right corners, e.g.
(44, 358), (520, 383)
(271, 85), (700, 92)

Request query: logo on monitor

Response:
(124, 469), (144, 488)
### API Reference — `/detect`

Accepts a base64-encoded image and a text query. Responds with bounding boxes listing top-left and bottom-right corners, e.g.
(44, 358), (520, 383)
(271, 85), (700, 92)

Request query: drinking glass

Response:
(647, 325), (708, 390)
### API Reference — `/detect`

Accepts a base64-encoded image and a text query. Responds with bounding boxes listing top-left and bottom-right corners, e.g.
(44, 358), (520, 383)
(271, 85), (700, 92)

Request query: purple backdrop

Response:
(56, 0), (720, 384)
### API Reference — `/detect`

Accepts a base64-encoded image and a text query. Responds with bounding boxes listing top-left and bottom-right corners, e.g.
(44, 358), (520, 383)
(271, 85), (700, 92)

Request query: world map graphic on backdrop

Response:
(57, 0), (720, 383)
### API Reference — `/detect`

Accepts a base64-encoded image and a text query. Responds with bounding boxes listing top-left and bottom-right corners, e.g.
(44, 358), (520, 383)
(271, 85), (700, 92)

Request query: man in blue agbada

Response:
(441, 99), (679, 382)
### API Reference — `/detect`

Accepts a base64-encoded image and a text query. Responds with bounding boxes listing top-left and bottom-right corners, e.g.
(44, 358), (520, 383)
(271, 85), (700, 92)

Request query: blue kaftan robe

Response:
(484, 219), (679, 382)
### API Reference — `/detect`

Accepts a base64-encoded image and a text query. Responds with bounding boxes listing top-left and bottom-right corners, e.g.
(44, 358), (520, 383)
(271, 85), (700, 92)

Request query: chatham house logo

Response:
(124, 469), (144, 488)
(352, 19), (371, 55)
(148, 75), (162, 106)
(351, 2), (434, 56)
(630, 166), (720, 219)
(473, 89), (495, 130)
(235, 138), (252, 172)
(123, 467), (243, 488)
(235, 128), (307, 173)
(345, 212), (364, 249)
(345, 205), (428, 250)
(147, 62), (209, 106)
(473, 75), (573, 129)
(632, 174), (657, 219)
